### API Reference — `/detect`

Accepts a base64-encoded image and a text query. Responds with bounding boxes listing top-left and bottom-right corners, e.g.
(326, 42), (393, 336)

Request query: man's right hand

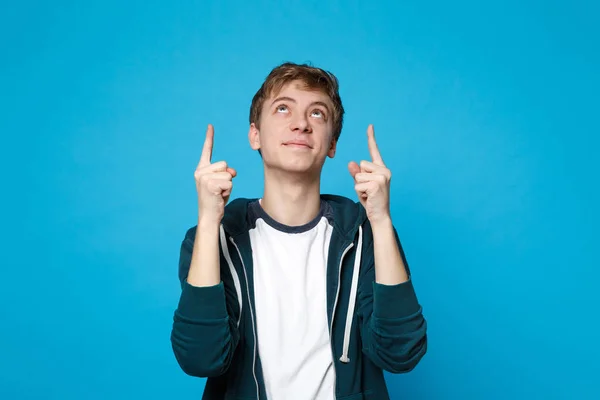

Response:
(195, 124), (237, 225)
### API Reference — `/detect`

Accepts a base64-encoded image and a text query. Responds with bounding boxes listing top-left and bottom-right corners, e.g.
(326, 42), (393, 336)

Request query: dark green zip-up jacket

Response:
(171, 194), (427, 399)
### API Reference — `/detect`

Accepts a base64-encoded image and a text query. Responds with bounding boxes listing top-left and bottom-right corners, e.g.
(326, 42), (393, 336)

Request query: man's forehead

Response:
(268, 80), (331, 103)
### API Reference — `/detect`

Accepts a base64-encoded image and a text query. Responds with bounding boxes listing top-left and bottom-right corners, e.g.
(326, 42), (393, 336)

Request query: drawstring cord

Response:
(339, 225), (363, 363)
(219, 224), (243, 327)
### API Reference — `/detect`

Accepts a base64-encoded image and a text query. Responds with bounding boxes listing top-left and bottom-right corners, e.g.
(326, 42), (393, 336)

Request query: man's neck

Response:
(260, 168), (322, 227)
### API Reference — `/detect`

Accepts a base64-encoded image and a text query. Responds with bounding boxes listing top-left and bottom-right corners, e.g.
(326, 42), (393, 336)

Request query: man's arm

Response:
(371, 217), (409, 285)
(186, 218), (222, 286)
(171, 124), (240, 377)
(357, 221), (427, 373)
(170, 225), (241, 377)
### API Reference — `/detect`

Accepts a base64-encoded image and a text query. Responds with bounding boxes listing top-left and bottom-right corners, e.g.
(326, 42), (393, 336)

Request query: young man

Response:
(171, 62), (427, 399)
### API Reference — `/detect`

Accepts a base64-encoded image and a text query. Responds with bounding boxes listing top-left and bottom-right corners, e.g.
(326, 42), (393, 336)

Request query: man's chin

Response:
(265, 159), (323, 175)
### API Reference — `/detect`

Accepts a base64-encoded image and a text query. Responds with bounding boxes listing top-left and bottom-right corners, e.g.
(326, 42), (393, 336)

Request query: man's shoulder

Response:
(222, 197), (258, 235)
(180, 198), (257, 241)
(320, 193), (369, 235)
(320, 193), (357, 205)
(223, 197), (258, 219)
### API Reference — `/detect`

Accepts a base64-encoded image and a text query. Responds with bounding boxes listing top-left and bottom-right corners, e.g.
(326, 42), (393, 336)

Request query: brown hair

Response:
(249, 62), (345, 141)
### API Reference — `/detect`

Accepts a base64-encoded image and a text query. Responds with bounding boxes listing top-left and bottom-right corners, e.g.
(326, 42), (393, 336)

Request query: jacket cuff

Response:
(373, 279), (420, 319)
(176, 281), (228, 321)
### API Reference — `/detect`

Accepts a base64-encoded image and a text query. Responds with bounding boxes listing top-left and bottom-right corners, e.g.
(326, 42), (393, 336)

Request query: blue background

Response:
(1, 1), (598, 399)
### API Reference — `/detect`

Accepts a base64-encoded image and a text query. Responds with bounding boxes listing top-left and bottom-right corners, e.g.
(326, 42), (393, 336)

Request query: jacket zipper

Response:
(330, 242), (355, 400)
(229, 236), (260, 400)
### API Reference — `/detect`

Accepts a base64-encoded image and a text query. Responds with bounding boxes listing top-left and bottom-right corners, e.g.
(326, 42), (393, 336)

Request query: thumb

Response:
(348, 161), (360, 180)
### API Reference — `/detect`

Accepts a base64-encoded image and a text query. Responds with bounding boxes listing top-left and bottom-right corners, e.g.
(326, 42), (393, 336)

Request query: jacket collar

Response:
(221, 194), (366, 241)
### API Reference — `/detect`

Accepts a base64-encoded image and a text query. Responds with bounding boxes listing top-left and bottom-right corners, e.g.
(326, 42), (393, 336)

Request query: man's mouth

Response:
(284, 140), (312, 148)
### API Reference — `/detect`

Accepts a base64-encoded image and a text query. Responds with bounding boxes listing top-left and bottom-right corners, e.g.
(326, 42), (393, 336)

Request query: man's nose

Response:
(290, 113), (311, 133)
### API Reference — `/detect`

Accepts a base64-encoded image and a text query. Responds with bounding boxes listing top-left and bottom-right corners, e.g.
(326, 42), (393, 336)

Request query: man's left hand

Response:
(348, 124), (392, 225)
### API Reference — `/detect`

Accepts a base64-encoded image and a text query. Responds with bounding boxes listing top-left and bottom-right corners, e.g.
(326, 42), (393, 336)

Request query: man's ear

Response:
(248, 123), (261, 151)
(327, 137), (337, 158)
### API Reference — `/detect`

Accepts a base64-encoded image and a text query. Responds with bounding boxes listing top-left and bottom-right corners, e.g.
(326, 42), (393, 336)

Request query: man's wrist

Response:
(369, 214), (393, 234)
(198, 215), (222, 231)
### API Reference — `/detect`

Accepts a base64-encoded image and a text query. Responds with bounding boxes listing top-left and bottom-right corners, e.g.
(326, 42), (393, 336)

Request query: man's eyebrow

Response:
(270, 97), (331, 113)
(310, 101), (331, 113)
(270, 96), (296, 106)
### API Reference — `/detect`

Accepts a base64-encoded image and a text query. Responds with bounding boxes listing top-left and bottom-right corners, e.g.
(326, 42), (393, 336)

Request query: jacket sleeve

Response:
(357, 223), (427, 373)
(170, 226), (241, 377)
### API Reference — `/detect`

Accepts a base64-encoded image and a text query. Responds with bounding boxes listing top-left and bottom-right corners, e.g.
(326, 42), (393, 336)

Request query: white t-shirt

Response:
(248, 199), (336, 400)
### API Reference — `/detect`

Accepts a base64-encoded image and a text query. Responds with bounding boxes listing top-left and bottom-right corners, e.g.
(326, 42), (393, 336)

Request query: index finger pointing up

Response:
(199, 124), (214, 167)
(367, 124), (385, 166)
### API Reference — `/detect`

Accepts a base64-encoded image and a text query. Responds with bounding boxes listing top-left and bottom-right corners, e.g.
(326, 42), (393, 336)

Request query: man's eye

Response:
(311, 110), (324, 118)
(276, 105), (288, 113)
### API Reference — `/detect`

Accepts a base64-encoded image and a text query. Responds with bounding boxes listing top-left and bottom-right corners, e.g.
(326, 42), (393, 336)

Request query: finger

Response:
(367, 124), (385, 166)
(196, 160), (228, 173)
(218, 181), (233, 191)
(354, 172), (387, 183)
(198, 124), (215, 168)
(207, 179), (233, 194)
(227, 167), (237, 178)
(202, 172), (234, 182)
(359, 160), (391, 178)
(355, 181), (371, 194)
(354, 182), (368, 204)
(354, 173), (370, 183)
(348, 161), (360, 179)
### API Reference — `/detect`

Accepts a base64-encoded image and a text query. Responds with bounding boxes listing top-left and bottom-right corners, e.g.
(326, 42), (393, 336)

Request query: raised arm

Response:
(171, 124), (240, 377)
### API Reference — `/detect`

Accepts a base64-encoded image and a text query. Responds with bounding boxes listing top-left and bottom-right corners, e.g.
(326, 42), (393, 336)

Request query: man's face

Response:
(249, 80), (337, 174)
